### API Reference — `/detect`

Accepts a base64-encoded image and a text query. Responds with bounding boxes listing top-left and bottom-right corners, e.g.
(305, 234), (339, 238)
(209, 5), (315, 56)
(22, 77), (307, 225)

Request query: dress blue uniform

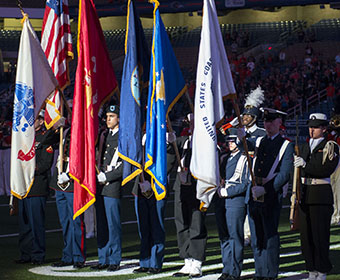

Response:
(131, 138), (175, 273)
(248, 133), (294, 279)
(95, 127), (123, 267)
(18, 128), (54, 264)
(49, 128), (86, 266)
(220, 150), (251, 279)
(132, 173), (165, 272)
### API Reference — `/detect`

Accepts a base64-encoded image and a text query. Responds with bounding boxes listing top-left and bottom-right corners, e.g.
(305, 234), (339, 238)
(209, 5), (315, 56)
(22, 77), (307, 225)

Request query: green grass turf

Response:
(1, 194), (340, 280)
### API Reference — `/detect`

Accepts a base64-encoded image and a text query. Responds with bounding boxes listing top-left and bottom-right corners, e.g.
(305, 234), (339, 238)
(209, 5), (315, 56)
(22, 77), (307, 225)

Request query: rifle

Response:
(289, 116), (301, 231)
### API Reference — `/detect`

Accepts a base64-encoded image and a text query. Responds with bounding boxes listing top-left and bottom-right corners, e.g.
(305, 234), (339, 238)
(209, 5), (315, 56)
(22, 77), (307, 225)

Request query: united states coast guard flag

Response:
(190, 0), (236, 211)
(118, 0), (150, 186)
(11, 15), (58, 199)
(145, 0), (186, 200)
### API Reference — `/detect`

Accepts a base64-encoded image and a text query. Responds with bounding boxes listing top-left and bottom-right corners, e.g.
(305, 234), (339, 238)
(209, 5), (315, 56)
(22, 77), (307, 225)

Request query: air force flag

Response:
(10, 16), (58, 199)
(145, 0), (186, 200)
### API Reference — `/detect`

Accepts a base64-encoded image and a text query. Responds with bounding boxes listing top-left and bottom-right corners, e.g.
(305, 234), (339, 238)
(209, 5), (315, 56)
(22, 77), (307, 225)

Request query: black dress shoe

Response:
(133, 267), (149, 273)
(148, 268), (162, 274)
(218, 273), (229, 280)
(52, 261), (73, 267)
(73, 262), (85, 268)
(15, 259), (31, 264)
(173, 271), (190, 277)
(31, 260), (44, 265)
(107, 264), (120, 271)
(90, 264), (109, 270)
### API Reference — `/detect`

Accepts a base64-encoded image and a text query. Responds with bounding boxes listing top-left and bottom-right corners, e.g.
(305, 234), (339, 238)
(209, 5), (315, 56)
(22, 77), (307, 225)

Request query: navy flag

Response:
(118, 0), (150, 186)
(145, 0), (187, 200)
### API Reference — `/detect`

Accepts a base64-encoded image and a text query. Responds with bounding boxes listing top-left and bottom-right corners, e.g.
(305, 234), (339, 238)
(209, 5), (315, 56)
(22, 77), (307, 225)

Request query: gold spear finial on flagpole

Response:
(17, 0), (28, 21)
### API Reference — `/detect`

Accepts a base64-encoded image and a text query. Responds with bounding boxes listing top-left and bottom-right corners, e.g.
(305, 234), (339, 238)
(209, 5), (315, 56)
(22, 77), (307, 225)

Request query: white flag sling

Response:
(190, 0), (236, 210)
(10, 16), (58, 199)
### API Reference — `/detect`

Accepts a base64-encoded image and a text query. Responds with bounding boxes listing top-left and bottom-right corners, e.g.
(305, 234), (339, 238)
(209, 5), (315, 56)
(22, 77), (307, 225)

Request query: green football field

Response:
(1, 192), (340, 280)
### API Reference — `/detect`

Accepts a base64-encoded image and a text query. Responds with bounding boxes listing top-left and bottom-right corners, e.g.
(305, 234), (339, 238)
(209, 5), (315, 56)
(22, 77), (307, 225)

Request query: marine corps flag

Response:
(145, 0), (186, 200)
(69, 0), (118, 219)
(11, 16), (58, 199)
(118, 0), (150, 186)
(190, 0), (236, 210)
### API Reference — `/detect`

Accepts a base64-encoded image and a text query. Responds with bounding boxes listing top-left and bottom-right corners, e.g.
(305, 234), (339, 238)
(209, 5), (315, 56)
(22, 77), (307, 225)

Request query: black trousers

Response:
(299, 203), (333, 273)
(174, 185), (207, 261)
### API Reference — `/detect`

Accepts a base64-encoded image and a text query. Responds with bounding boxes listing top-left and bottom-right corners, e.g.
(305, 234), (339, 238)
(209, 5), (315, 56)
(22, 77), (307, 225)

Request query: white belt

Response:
(301, 177), (330, 185)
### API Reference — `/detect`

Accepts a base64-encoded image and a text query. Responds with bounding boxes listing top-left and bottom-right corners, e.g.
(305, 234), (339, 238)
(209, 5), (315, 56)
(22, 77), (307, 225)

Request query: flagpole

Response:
(185, 91), (194, 113)
(231, 98), (256, 187)
(17, 0), (26, 17)
(59, 90), (73, 116)
(166, 116), (183, 171)
(58, 90), (64, 174)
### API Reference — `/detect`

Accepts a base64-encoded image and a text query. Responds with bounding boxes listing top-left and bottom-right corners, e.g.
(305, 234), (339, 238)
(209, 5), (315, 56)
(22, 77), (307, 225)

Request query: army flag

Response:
(69, 0), (118, 219)
(41, 0), (73, 129)
(118, 0), (150, 186)
(190, 0), (236, 210)
(145, 0), (186, 200)
(11, 16), (58, 199)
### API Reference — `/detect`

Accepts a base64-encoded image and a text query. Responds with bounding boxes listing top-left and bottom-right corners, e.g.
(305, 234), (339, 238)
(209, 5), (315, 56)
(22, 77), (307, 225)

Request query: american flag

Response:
(41, 0), (73, 129)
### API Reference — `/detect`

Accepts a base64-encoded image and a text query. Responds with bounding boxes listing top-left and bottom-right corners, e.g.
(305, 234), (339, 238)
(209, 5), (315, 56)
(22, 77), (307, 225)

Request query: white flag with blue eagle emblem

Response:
(10, 16), (58, 199)
(190, 0), (236, 211)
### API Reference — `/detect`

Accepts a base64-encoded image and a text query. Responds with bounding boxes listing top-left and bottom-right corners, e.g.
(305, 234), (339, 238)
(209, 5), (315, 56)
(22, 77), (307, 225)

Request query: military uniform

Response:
(18, 129), (54, 264)
(220, 148), (251, 279)
(298, 138), (339, 274)
(132, 172), (165, 272)
(245, 124), (266, 140)
(131, 135), (176, 273)
(248, 133), (294, 279)
(95, 128), (123, 267)
(171, 135), (207, 274)
(49, 128), (86, 266)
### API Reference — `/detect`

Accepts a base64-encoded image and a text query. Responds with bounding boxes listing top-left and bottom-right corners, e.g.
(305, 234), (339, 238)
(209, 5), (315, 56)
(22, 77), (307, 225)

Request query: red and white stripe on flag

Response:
(41, 0), (73, 129)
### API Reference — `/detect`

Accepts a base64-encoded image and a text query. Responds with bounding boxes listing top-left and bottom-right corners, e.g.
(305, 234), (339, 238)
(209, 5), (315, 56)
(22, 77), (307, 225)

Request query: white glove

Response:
(139, 180), (153, 199)
(166, 131), (176, 143)
(237, 127), (246, 140)
(252, 185), (266, 200)
(294, 155), (306, 168)
(139, 181), (152, 193)
(218, 187), (228, 198)
(57, 172), (69, 184)
(179, 169), (191, 185)
(97, 172), (107, 183)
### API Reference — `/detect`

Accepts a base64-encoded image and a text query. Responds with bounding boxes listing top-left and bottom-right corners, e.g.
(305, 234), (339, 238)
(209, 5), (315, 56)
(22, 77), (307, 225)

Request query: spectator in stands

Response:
(247, 56), (255, 72)
(231, 41), (238, 55)
(335, 52), (340, 64)
(279, 49), (286, 64)
(305, 44), (314, 56)
(326, 82), (336, 109)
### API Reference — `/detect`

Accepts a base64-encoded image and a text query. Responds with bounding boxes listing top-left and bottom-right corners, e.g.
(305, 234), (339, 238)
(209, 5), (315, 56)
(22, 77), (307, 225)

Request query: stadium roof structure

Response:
(1, 0), (340, 19)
